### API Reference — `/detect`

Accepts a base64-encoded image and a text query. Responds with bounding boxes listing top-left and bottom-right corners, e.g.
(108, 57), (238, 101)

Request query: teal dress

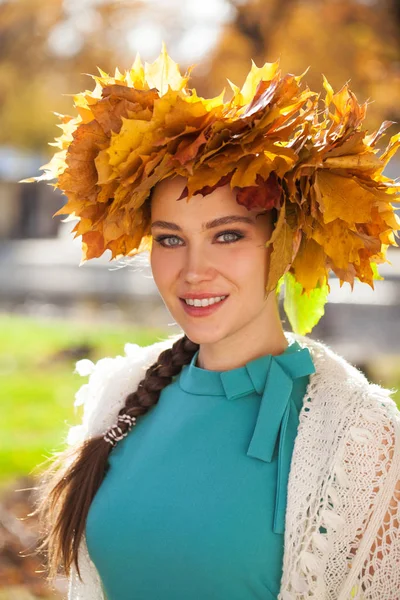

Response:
(85, 340), (315, 600)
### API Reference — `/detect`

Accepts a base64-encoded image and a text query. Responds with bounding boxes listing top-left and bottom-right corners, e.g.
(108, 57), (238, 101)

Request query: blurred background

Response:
(0, 0), (399, 597)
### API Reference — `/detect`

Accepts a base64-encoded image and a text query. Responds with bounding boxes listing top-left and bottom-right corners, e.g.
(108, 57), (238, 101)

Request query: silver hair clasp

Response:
(103, 413), (137, 447)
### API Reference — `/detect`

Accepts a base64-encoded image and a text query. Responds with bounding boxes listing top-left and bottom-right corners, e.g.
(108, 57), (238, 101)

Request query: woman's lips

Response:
(179, 296), (229, 317)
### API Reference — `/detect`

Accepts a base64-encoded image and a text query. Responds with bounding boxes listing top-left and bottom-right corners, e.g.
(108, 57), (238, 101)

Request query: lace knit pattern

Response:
(280, 336), (400, 600)
(66, 333), (400, 600)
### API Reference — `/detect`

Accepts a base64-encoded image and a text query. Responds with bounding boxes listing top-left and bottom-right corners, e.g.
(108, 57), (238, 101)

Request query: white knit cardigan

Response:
(65, 332), (400, 600)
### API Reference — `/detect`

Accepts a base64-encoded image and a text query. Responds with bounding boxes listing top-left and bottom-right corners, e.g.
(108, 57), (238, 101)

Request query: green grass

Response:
(0, 313), (169, 487)
(1, 313), (400, 488)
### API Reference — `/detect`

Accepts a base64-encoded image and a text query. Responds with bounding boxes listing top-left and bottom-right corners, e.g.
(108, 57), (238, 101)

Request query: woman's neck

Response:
(196, 326), (289, 371)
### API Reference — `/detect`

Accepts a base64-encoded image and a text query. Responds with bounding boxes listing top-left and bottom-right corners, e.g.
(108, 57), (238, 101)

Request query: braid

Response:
(115, 334), (198, 431)
(103, 335), (199, 445)
(31, 334), (199, 585)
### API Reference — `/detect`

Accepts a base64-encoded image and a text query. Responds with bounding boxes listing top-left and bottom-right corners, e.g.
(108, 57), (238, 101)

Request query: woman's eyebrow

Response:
(151, 215), (256, 231)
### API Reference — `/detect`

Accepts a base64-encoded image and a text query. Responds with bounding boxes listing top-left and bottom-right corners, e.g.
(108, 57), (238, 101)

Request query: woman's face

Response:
(150, 176), (275, 347)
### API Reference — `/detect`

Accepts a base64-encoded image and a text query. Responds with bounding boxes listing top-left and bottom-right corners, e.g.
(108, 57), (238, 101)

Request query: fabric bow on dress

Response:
(180, 342), (316, 534)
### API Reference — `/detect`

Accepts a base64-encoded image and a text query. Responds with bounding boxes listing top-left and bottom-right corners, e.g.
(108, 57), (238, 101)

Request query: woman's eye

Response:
(154, 230), (244, 248)
(154, 235), (183, 247)
(216, 231), (243, 243)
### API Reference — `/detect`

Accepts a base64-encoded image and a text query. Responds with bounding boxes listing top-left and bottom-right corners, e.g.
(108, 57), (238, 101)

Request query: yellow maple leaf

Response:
(292, 238), (327, 292)
(312, 219), (365, 271)
(145, 41), (189, 95)
(316, 171), (377, 224)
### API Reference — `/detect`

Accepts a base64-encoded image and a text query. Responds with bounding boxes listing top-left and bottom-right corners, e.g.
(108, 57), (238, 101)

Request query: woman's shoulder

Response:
(65, 335), (179, 447)
(285, 336), (400, 598)
(293, 331), (400, 429)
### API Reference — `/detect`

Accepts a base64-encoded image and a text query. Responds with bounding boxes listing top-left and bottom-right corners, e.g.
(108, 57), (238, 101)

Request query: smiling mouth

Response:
(179, 296), (229, 315)
(180, 295), (229, 307)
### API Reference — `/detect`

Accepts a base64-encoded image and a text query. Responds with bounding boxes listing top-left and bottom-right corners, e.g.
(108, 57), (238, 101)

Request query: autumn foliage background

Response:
(0, 0), (400, 598)
(1, 0), (400, 152)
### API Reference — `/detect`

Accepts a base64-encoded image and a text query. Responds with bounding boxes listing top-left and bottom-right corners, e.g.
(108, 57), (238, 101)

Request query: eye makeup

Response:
(153, 229), (246, 248)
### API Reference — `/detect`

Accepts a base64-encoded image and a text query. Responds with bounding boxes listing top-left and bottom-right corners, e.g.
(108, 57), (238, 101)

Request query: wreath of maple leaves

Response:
(26, 45), (400, 332)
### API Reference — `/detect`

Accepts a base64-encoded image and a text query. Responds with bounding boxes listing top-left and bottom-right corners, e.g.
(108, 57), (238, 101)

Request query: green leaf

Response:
(275, 274), (285, 297)
(283, 272), (329, 335)
(371, 261), (384, 281)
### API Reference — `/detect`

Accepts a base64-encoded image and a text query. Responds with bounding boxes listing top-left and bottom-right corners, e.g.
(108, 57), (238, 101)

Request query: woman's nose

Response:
(181, 245), (215, 284)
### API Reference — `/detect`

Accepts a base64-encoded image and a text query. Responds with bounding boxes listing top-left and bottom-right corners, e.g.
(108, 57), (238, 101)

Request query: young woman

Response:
(29, 48), (400, 599)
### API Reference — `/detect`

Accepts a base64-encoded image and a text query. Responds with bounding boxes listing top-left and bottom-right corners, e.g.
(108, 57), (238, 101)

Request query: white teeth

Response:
(184, 296), (226, 307)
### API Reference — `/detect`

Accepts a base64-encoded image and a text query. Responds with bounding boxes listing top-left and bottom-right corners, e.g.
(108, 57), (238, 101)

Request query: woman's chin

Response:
(175, 320), (227, 346)
(166, 299), (233, 344)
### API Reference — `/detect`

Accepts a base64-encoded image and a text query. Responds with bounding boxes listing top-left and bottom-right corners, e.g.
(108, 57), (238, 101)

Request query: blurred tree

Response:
(0, 0), (143, 150)
(200, 0), (400, 134)
(0, 0), (399, 150)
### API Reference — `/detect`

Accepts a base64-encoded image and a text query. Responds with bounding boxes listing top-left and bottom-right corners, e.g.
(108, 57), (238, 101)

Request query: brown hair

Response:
(30, 183), (278, 587)
(31, 333), (199, 584)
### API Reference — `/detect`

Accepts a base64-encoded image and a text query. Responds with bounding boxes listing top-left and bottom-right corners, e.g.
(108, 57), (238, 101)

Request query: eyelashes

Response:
(154, 230), (245, 248)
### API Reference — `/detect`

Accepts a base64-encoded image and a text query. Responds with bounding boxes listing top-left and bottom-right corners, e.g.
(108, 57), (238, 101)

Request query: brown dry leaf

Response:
(264, 200), (301, 292)
(265, 220), (294, 292)
(230, 154), (274, 188)
(235, 173), (282, 210)
(292, 237), (327, 291)
(311, 218), (365, 272)
(322, 154), (382, 171)
(316, 171), (377, 224)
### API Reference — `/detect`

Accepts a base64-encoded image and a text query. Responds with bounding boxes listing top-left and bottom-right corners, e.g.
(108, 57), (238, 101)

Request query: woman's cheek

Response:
(152, 252), (181, 292)
(219, 247), (257, 277)
(150, 251), (167, 288)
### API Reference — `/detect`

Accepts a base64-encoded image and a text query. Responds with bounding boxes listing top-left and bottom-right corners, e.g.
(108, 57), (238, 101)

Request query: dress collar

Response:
(178, 339), (316, 534)
(179, 340), (309, 398)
